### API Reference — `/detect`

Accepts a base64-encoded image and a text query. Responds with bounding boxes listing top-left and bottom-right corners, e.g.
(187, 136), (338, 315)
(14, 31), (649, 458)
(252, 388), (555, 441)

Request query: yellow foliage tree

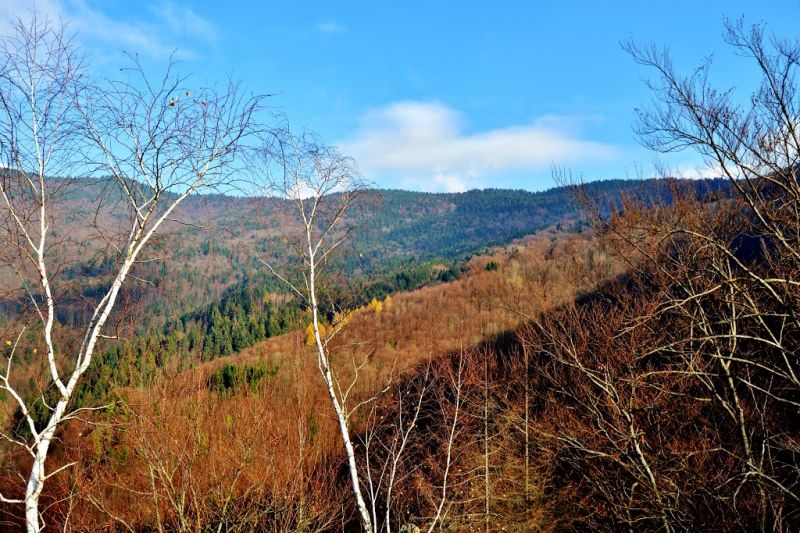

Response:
(305, 321), (328, 346)
(369, 297), (383, 313)
(334, 310), (354, 328)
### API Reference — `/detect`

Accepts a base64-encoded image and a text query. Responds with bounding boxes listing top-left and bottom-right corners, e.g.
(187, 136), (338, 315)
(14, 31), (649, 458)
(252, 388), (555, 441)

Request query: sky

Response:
(2, 1), (800, 192)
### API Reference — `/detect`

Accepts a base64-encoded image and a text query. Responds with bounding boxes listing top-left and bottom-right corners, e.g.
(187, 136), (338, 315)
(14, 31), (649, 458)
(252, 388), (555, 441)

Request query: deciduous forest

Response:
(0, 7), (799, 533)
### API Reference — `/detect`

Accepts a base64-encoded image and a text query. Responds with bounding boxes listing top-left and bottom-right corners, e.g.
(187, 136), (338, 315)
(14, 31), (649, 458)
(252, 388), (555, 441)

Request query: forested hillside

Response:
(2, 6), (798, 533)
(0, 171), (739, 530)
(0, 177), (731, 329)
(1, 224), (613, 530)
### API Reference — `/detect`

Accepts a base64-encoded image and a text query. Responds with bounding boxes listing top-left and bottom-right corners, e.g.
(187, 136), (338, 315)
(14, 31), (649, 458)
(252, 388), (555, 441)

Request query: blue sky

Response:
(3, 1), (800, 192)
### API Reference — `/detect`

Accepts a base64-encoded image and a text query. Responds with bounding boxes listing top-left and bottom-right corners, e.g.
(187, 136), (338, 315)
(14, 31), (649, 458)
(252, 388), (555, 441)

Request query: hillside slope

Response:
(0, 226), (614, 530)
(0, 177), (731, 330)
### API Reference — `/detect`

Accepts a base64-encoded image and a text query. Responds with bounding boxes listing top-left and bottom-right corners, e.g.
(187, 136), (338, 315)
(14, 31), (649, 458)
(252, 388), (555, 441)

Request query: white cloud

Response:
(315, 21), (345, 33)
(431, 171), (468, 193)
(0, 0), (61, 35)
(338, 101), (621, 192)
(0, 1), (217, 59)
(652, 158), (728, 180)
(156, 2), (218, 43)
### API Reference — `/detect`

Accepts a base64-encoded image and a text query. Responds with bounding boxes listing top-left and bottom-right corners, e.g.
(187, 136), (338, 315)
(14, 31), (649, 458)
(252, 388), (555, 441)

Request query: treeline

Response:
(351, 180), (733, 265)
(328, 257), (464, 312)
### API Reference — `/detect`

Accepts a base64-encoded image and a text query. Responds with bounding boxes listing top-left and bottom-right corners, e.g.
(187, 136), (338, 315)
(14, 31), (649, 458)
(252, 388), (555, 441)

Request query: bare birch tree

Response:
(362, 366), (431, 533)
(361, 348), (465, 533)
(0, 14), (264, 531)
(258, 132), (375, 531)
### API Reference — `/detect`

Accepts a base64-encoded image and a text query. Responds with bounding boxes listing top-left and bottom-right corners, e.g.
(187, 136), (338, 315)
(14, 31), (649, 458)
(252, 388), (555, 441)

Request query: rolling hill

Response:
(0, 176), (732, 331)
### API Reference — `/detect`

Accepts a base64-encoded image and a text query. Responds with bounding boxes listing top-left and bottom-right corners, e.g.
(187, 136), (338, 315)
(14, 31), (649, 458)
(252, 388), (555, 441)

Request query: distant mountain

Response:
(0, 177), (733, 328)
(0, 176), (737, 444)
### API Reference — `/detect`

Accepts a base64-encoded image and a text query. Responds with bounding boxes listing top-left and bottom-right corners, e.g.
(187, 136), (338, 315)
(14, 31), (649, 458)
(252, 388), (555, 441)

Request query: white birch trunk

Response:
(308, 241), (373, 533)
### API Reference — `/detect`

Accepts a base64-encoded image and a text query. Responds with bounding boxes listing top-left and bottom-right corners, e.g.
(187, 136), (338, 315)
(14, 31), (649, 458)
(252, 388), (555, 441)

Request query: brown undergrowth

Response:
(1, 226), (608, 531)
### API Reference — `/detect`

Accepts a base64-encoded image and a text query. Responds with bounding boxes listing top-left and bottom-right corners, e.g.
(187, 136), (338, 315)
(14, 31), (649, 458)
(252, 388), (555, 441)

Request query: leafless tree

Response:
(0, 13), (265, 531)
(623, 18), (800, 527)
(526, 19), (800, 530)
(358, 346), (465, 533)
(362, 365), (431, 533)
(424, 347), (464, 532)
(257, 132), (378, 531)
